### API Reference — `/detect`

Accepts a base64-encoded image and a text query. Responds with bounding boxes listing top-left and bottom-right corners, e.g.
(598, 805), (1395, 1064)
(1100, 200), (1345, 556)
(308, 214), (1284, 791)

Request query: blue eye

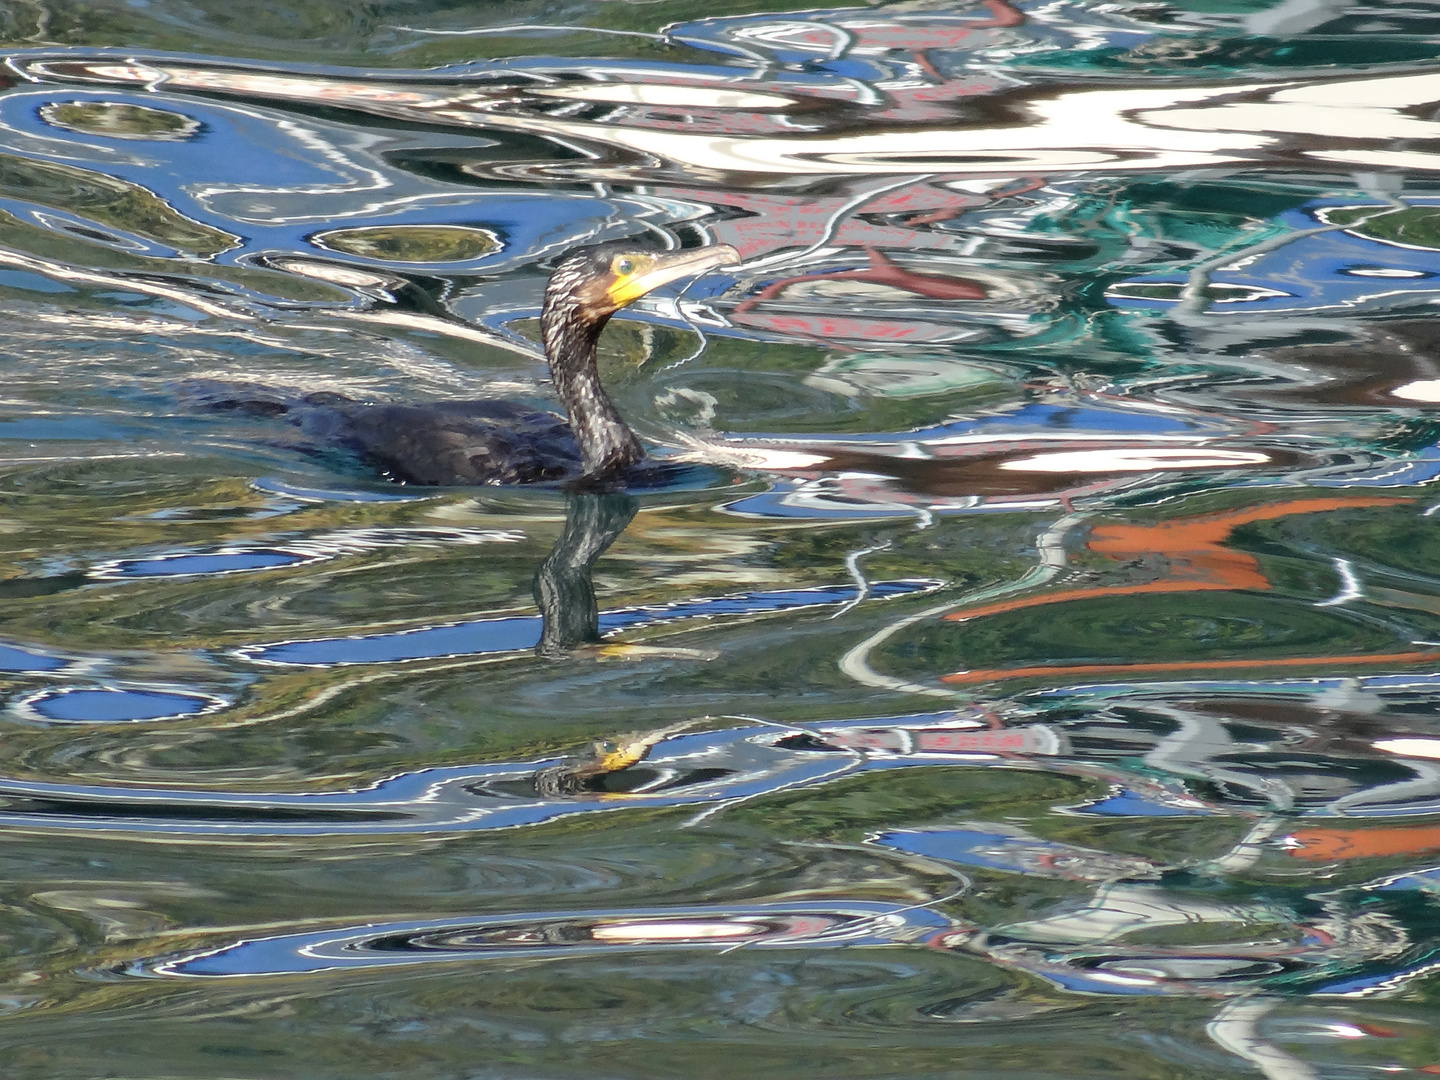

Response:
(616, 258), (634, 275)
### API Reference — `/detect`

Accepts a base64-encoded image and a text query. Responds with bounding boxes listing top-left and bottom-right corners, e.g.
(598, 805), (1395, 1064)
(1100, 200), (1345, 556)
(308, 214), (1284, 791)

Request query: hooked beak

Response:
(607, 244), (741, 309)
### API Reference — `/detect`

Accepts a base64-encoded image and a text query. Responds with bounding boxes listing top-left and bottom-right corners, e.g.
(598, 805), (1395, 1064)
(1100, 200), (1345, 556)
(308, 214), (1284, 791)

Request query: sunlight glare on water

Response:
(0, 0), (1438, 1076)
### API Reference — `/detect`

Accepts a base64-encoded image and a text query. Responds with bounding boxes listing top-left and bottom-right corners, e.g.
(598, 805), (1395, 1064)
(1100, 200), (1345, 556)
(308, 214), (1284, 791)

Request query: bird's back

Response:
(182, 381), (586, 486)
(326, 400), (583, 486)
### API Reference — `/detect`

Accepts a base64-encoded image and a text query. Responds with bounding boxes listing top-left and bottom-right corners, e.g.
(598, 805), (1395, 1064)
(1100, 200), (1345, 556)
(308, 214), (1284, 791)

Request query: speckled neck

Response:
(542, 298), (644, 479)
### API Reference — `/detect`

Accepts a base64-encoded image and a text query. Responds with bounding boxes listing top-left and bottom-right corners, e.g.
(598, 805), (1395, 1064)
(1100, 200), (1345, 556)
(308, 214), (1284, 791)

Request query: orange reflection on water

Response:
(941, 496), (1425, 685)
(1285, 823), (1440, 862)
(941, 649), (1440, 685)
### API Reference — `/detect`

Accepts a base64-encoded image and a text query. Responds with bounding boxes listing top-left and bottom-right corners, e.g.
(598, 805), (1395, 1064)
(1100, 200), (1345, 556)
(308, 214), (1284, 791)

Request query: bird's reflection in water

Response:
(533, 491), (637, 659)
(528, 490), (706, 798)
(529, 489), (722, 665)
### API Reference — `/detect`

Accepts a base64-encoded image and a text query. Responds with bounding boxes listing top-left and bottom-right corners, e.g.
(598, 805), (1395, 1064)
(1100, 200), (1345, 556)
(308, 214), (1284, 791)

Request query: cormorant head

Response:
(542, 241), (740, 361)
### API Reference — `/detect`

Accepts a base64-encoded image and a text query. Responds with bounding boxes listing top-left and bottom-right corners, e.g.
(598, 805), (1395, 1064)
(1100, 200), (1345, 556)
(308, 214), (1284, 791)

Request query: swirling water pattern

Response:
(0, 1), (1440, 1076)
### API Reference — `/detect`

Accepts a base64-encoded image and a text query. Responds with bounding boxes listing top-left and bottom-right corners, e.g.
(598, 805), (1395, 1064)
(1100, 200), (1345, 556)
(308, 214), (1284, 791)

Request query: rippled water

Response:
(2, 0), (1440, 1075)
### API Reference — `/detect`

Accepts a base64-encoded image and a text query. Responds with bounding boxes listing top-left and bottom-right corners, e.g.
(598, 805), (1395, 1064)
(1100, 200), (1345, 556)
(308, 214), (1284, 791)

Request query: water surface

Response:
(0, 0), (1438, 1076)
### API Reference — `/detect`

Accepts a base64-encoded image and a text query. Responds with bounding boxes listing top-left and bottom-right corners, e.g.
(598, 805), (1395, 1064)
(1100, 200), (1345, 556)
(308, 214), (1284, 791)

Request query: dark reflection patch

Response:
(1319, 205), (1440, 250)
(311, 225), (500, 263)
(0, 154), (238, 255)
(38, 101), (202, 141)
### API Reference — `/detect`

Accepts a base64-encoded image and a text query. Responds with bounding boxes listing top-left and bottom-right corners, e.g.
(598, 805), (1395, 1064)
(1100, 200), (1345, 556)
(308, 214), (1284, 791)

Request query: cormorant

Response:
(194, 241), (739, 486)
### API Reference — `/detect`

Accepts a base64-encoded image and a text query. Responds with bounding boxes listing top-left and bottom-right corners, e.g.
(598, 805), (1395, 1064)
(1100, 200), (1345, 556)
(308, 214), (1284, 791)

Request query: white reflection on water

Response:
(23, 59), (1440, 178)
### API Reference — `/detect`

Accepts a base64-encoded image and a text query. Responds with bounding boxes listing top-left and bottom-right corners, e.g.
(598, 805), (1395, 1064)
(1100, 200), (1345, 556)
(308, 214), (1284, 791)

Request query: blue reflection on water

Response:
(1108, 198), (1440, 316)
(1072, 789), (1214, 817)
(874, 825), (1159, 873)
(242, 579), (939, 666)
(151, 901), (955, 977)
(0, 644), (68, 673)
(734, 400), (1216, 449)
(18, 687), (223, 723)
(102, 550), (309, 578)
(0, 86), (677, 278)
(0, 269), (74, 293)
